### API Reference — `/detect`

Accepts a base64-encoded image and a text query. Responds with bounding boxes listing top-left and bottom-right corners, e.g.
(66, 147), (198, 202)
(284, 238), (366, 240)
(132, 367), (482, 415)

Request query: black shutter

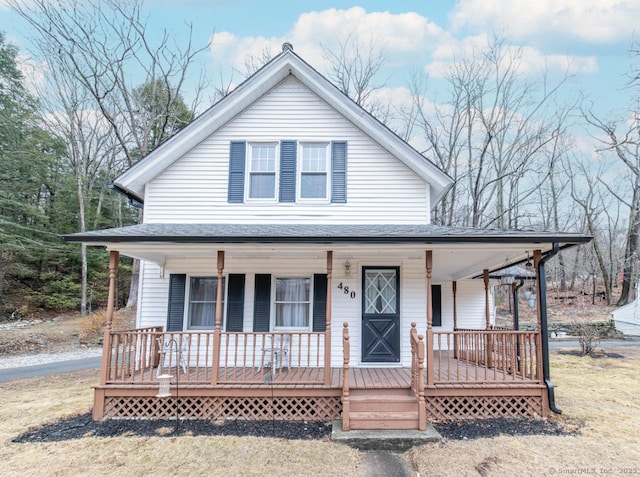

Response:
(312, 274), (327, 332)
(226, 274), (245, 332)
(166, 274), (186, 332)
(431, 284), (442, 327)
(331, 141), (347, 203)
(253, 274), (271, 332)
(279, 140), (297, 202)
(228, 141), (246, 203)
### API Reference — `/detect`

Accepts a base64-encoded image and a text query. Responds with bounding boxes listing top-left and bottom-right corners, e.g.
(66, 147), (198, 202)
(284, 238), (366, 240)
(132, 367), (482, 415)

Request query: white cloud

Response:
(15, 52), (47, 95)
(451, 0), (640, 46)
(426, 33), (597, 79)
(210, 7), (448, 76)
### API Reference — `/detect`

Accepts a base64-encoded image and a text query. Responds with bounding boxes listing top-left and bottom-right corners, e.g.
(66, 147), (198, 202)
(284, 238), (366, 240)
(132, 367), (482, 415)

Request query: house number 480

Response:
(337, 282), (356, 299)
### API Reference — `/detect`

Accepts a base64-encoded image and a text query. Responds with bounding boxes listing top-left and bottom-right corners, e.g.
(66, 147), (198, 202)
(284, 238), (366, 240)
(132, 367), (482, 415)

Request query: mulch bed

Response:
(11, 413), (573, 443)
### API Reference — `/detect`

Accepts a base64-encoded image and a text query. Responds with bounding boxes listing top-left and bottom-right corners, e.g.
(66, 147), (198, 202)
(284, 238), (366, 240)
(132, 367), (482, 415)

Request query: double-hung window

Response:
(274, 277), (311, 328)
(248, 143), (277, 199)
(299, 143), (329, 200)
(188, 277), (225, 329)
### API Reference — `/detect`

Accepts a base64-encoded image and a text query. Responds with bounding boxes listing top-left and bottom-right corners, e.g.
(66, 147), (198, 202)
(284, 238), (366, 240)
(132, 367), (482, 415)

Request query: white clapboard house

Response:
(65, 43), (590, 430)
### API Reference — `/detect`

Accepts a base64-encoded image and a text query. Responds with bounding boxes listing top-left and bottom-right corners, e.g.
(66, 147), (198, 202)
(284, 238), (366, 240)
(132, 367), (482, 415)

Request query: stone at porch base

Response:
(331, 419), (442, 451)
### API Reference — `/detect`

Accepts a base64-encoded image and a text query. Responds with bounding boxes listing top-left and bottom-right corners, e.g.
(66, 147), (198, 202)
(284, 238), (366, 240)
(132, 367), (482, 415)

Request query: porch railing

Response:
(218, 331), (326, 384)
(433, 330), (542, 384)
(409, 323), (427, 430)
(105, 328), (326, 385)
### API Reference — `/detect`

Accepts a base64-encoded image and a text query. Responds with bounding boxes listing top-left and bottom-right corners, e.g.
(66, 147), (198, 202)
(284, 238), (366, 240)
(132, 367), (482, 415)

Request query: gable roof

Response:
(113, 43), (454, 206)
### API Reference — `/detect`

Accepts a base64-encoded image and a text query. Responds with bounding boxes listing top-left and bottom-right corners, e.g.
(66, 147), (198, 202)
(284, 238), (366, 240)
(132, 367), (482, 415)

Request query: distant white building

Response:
(612, 284), (640, 336)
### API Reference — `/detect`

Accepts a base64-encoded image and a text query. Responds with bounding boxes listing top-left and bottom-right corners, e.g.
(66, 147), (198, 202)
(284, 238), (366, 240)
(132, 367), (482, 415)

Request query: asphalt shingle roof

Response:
(63, 223), (591, 245)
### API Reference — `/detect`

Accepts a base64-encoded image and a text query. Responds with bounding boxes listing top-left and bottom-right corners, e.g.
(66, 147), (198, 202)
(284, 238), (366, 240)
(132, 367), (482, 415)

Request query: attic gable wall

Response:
(143, 76), (432, 225)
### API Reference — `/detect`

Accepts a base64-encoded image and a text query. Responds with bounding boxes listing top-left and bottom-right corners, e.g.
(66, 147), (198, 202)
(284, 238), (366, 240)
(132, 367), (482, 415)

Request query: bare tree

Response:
(582, 106), (640, 305)
(320, 32), (389, 118)
(411, 36), (572, 229)
(10, 0), (209, 308)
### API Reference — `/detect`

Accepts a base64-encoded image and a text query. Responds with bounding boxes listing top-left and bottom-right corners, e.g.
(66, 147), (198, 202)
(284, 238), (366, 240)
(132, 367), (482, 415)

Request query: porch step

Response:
(349, 392), (417, 413)
(346, 389), (421, 430)
(348, 411), (419, 430)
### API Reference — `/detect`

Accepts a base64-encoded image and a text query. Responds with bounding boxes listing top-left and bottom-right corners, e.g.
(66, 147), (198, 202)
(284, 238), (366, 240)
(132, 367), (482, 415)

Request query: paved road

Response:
(549, 338), (639, 348)
(0, 356), (101, 383)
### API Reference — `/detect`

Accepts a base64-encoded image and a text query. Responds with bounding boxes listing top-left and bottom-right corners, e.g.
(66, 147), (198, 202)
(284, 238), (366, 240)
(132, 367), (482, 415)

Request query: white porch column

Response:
(426, 250), (434, 386)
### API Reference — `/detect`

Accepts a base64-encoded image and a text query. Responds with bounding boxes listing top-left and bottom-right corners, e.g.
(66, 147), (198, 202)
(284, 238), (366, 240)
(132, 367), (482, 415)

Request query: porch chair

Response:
(156, 336), (189, 376)
(258, 334), (290, 375)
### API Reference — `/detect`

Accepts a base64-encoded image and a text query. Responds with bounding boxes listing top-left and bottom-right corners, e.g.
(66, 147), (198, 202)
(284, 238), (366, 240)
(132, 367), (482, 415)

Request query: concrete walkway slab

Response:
(331, 419), (442, 451)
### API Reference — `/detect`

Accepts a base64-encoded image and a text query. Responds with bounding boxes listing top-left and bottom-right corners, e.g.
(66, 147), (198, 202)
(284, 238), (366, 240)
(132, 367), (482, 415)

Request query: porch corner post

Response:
(483, 269), (493, 368)
(211, 250), (224, 385)
(100, 250), (119, 387)
(325, 251), (333, 386)
(426, 250), (434, 386)
(452, 281), (458, 359)
(534, 249), (544, 382)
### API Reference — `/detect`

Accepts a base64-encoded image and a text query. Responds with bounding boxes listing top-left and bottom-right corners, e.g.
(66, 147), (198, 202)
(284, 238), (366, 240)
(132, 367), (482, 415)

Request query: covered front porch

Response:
(94, 321), (546, 427)
(65, 225), (590, 429)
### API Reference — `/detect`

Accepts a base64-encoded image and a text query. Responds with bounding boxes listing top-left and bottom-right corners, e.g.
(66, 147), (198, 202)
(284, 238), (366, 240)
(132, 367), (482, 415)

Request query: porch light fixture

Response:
(156, 374), (173, 398)
(525, 251), (533, 269)
(344, 260), (351, 277)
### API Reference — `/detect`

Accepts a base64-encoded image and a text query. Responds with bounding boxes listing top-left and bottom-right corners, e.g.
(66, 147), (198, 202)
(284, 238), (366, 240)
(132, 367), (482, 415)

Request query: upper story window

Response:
(227, 140), (347, 204)
(299, 143), (329, 200)
(248, 143), (277, 199)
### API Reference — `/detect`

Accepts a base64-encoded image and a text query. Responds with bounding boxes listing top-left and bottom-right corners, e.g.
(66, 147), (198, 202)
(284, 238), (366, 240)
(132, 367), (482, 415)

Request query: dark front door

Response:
(361, 267), (400, 363)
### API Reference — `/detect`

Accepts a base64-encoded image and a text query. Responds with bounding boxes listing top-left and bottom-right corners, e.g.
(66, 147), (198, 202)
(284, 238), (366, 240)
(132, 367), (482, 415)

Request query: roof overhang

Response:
(63, 223), (590, 281)
(112, 47), (453, 207)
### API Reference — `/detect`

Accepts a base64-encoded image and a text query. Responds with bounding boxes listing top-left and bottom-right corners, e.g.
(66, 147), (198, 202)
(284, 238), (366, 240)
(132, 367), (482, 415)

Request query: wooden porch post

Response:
(452, 281), (458, 359)
(483, 269), (492, 368)
(100, 250), (119, 387)
(211, 250), (224, 385)
(534, 249), (544, 379)
(95, 250), (118, 420)
(426, 250), (434, 386)
(325, 251), (333, 386)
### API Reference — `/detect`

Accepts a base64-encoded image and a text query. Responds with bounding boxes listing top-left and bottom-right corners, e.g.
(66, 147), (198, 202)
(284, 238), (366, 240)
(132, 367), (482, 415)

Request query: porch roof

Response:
(64, 223), (590, 246)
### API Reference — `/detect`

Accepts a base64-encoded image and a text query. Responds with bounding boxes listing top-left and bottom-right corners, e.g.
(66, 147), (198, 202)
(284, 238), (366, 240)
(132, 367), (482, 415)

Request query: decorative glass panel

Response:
(275, 278), (310, 327)
(364, 270), (397, 314)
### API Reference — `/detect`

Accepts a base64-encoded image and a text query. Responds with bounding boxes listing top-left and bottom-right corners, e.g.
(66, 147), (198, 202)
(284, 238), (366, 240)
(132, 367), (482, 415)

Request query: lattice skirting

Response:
(426, 394), (544, 422)
(103, 395), (341, 421)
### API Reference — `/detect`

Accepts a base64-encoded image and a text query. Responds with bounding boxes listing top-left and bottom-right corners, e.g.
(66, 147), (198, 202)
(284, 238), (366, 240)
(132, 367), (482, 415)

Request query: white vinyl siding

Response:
(143, 76), (430, 224)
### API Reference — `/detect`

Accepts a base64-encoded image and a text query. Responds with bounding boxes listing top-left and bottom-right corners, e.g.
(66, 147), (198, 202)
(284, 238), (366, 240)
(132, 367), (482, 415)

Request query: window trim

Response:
(271, 276), (313, 330)
(297, 142), (330, 202)
(185, 275), (227, 330)
(245, 142), (279, 202)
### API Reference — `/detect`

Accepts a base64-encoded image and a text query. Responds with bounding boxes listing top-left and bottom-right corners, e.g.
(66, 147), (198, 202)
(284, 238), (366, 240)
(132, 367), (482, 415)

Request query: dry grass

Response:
(2, 346), (639, 476)
(78, 308), (136, 343)
(0, 370), (360, 477)
(408, 345), (640, 476)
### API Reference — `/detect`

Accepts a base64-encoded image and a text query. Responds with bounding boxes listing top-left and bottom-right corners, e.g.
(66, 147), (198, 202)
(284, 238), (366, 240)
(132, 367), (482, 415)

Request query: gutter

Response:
(537, 242), (562, 414)
(109, 184), (144, 209)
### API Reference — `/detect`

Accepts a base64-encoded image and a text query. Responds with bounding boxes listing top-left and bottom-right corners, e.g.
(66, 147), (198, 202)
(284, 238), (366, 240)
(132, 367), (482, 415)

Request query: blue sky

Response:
(0, 1), (638, 123)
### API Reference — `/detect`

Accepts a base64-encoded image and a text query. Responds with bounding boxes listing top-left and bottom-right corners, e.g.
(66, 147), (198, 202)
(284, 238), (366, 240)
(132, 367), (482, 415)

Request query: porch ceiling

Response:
(63, 223), (590, 280)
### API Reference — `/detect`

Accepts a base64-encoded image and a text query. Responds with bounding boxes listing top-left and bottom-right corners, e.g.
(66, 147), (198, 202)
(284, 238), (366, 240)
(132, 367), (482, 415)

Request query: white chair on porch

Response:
(156, 336), (189, 376)
(258, 334), (290, 376)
